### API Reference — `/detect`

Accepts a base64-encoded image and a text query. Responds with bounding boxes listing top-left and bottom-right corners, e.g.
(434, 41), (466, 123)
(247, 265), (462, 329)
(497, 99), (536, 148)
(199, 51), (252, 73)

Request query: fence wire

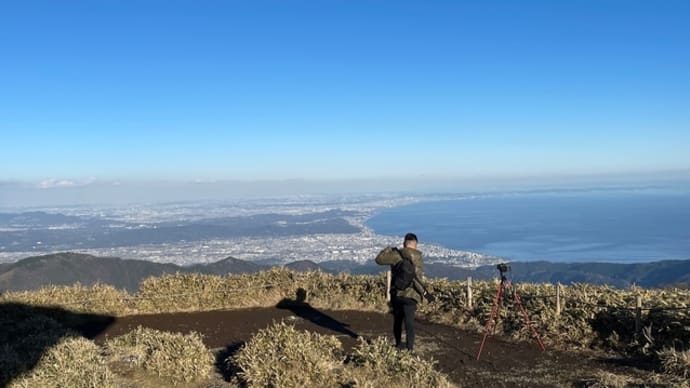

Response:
(2, 281), (295, 308)
(3, 278), (690, 314)
(462, 284), (690, 313)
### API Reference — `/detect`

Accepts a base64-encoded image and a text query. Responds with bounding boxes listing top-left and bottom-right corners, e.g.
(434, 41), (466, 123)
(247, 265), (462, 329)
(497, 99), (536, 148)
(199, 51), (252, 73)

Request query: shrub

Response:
(0, 307), (68, 384)
(230, 322), (454, 387)
(8, 336), (115, 388)
(3, 270), (689, 356)
(658, 347), (690, 379)
(230, 321), (346, 387)
(348, 336), (454, 388)
(1, 283), (134, 315)
(134, 269), (295, 313)
(105, 326), (214, 385)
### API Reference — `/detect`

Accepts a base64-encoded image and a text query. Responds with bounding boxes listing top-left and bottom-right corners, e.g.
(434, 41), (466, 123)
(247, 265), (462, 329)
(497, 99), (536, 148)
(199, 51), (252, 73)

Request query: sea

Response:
(366, 190), (690, 264)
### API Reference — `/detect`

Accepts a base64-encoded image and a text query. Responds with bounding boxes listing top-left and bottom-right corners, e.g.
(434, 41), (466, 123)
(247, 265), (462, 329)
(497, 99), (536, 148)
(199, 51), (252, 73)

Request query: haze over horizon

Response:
(2, 1), (690, 206)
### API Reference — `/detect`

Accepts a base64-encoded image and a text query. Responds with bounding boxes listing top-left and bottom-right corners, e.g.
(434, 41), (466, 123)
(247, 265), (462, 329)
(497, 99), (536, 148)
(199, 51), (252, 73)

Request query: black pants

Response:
(392, 295), (417, 350)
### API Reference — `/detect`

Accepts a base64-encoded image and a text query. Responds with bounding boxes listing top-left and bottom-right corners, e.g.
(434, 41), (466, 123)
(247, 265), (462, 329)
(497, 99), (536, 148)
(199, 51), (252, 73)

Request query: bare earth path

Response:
(93, 306), (655, 387)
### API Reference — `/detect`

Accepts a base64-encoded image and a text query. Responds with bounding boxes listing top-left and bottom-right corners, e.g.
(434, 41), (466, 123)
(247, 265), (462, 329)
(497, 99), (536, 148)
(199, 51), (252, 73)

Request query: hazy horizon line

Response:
(2, 169), (690, 209)
(4, 167), (690, 187)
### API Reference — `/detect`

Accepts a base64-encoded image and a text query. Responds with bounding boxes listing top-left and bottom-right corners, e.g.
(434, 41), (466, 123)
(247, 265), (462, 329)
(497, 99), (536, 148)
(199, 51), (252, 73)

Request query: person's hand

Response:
(423, 291), (435, 303)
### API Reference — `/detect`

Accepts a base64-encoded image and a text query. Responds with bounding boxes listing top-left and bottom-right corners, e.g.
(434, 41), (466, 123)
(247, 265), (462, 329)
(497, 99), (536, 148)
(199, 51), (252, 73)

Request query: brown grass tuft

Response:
(229, 322), (454, 387)
(105, 326), (214, 385)
(348, 336), (455, 387)
(8, 336), (115, 388)
(658, 347), (690, 379)
(230, 321), (345, 387)
(1, 283), (134, 315)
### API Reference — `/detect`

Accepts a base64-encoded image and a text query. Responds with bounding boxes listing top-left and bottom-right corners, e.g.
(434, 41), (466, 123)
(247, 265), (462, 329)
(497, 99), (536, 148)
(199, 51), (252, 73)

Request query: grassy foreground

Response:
(1, 269), (689, 386)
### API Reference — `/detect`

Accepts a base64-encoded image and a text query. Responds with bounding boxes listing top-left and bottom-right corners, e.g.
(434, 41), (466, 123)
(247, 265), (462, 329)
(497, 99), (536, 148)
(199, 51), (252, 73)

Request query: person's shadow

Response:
(277, 288), (358, 339)
(0, 302), (115, 387)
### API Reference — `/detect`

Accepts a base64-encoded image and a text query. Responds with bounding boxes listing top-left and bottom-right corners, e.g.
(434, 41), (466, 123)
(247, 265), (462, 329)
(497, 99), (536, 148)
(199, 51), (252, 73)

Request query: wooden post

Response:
(556, 283), (561, 317)
(635, 294), (642, 334)
(467, 276), (473, 309)
(386, 270), (392, 303)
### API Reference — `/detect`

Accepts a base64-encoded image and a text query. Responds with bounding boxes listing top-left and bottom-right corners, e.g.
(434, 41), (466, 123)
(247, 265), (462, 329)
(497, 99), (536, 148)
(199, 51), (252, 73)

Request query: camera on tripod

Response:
(477, 261), (545, 360)
(496, 263), (511, 274)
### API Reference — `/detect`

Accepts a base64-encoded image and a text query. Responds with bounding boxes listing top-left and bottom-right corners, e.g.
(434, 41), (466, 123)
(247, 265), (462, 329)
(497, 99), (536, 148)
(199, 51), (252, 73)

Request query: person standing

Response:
(375, 232), (432, 351)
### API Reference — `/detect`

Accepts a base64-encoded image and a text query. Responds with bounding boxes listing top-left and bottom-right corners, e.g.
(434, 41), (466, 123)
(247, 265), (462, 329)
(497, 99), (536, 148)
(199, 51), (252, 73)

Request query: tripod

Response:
(476, 265), (545, 360)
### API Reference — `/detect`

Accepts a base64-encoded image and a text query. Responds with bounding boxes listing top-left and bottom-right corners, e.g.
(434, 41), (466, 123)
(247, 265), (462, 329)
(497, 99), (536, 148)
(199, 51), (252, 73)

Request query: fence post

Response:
(556, 283), (561, 317)
(635, 294), (642, 334)
(467, 276), (473, 309)
(386, 270), (391, 303)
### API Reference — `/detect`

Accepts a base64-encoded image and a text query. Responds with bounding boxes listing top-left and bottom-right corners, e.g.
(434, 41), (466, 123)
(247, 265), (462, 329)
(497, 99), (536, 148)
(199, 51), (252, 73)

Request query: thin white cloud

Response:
(37, 178), (96, 189)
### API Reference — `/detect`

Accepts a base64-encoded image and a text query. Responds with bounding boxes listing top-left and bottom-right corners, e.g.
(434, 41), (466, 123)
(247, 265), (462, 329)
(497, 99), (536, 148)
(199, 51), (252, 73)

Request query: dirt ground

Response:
(93, 305), (665, 387)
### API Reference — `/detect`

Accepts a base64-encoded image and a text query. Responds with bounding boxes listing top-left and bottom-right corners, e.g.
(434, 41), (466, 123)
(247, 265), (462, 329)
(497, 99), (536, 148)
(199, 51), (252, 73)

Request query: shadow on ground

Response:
(276, 288), (359, 339)
(215, 341), (246, 382)
(0, 302), (115, 387)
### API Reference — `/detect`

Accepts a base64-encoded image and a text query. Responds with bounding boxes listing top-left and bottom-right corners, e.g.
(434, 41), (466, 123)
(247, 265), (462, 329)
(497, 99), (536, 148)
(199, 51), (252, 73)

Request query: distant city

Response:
(0, 193), (498, 267)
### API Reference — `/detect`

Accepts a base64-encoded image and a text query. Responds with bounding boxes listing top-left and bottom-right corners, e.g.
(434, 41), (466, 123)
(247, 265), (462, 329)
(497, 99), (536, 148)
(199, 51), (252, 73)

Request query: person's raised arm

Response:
(375, 247), (402, 265)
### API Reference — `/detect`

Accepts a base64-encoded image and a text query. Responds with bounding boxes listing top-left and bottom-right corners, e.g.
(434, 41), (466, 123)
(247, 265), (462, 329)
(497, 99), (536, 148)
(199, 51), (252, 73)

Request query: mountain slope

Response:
(498, 260), (690, 288)
(0, 253), (267, 292)
(187, 257), (264, 275)
(0, 253), (182, 292)
(322, 259), (690, 288)
(283, 260), (324, 272)
(2, 253), (688, 293)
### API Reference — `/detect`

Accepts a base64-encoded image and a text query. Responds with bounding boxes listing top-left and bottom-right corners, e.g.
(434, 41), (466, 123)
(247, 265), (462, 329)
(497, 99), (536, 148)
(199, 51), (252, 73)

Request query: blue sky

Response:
(2, 0), (689, 185)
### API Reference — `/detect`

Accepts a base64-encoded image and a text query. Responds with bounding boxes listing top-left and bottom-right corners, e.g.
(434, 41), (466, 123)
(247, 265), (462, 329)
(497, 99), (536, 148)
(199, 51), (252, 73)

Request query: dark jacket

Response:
(375, 246), (425, 303)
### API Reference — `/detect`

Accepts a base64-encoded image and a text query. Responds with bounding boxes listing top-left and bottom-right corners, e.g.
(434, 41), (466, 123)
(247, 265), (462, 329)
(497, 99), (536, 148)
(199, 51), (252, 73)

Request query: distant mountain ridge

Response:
(0, 211), (88, 227)
(321, 260), (690, 288)
(188, 256), (264, 275)
(495, 260), (690, 288)
(0, 253), (182, 292)
(1, 253), (688, 293)
(284, 260), (322, 272)
(0, 253), (302, 292)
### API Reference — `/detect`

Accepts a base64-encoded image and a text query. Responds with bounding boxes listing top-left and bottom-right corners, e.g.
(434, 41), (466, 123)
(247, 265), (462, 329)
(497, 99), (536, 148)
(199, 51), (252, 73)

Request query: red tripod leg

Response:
(491, 284), (504, 337)
(476, 282), (504, 360)
(513, 291), (546, 351)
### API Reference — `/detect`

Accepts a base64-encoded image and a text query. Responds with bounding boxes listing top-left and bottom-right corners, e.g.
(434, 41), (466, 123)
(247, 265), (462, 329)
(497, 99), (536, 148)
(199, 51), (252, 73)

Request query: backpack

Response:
(391, 252), (416, 291)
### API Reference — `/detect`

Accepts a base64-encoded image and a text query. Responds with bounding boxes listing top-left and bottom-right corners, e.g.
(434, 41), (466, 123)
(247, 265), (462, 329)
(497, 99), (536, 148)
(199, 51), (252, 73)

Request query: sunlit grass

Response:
(229, 322), (454, 387)
(104, 326), (214, 385)
(2, 269), (689, 387)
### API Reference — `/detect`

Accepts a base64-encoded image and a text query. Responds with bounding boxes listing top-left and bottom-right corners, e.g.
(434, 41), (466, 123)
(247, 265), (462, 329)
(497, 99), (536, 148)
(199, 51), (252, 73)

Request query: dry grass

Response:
(658, 347), (690, 379)
(104, 326), (214, 385)
(2, 270), (688, 353)
(574, 369), (690, 388)
(578, 370), (632, 388)
(3, 269), (690, 387)
(8, 336), (115, 388)
(0, 306), (71, 384)
(348, 336), (454, 387)
(229, 322), (453, 387)
(1, 283), (134, 315)
(298, 271), (388, 311)
(229, 321), (346, 387)
(0, 269), (388, 315)
(417, 279), (690, 354)
(134, 270), (295, 313)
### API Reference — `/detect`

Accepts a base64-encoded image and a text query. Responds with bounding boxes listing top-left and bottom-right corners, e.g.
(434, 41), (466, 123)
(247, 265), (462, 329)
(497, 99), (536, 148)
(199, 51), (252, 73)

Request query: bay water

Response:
(366, 190), (690, 263)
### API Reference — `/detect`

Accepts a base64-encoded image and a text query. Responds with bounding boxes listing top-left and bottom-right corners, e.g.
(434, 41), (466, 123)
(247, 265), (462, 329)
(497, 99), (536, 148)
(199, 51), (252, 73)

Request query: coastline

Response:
(365, 191), (690, 264)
